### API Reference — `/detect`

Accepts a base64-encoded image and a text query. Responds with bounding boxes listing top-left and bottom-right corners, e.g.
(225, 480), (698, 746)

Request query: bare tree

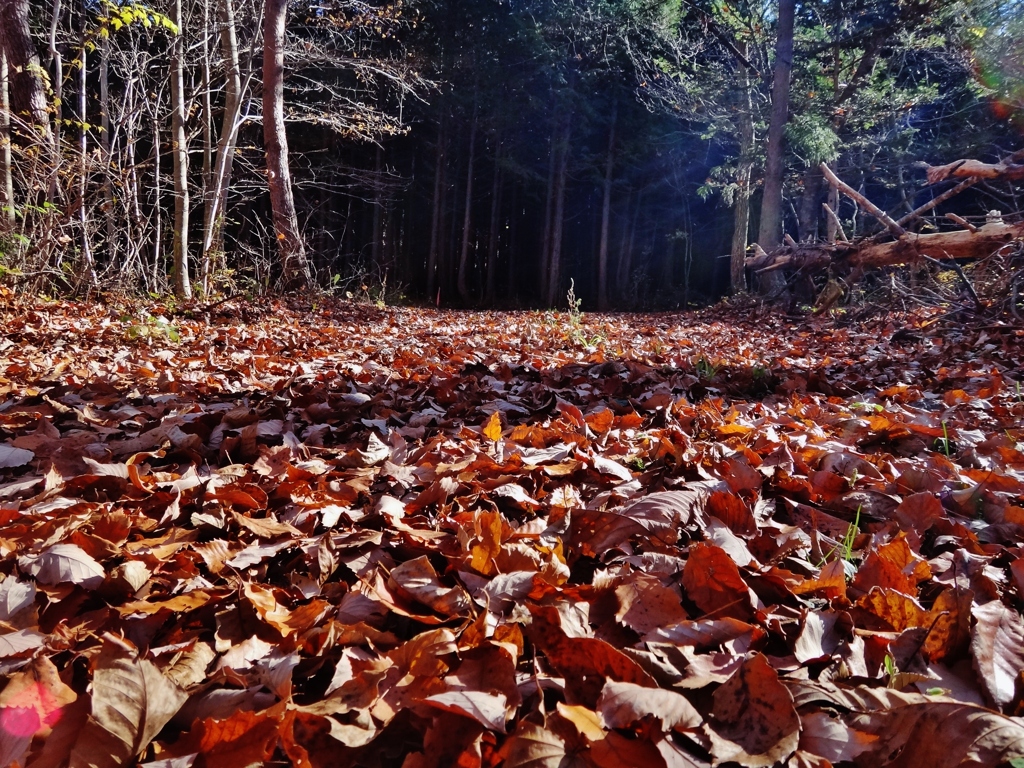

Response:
(170, 0), (192, 297)
(263, 0), (310, 288)
(1, 50), (13, 227)
(201, 0), (247, 291)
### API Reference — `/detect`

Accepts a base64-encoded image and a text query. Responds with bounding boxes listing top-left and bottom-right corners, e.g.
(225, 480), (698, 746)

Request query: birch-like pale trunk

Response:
(77, 7), (97, 287)
(99, 32), (117, 262)
(201, 0), (245, 292)
(0, 50), (13, 227)
(49, 0), (63, 154)
(263, 0), (310, 288)
(170, 0), (192, 297)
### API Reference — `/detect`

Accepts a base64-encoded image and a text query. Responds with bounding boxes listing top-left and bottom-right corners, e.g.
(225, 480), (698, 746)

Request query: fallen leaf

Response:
(706, 654), (799, 768)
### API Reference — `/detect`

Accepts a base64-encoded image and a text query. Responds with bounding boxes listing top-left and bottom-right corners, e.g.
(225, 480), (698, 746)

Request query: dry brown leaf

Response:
(68, 635), (187, 768)
(598, 680), (702, 730)
(970, 598), (1024, 710)
(503, 722), (585, 768)
(0, 656), (76, 767)
(19, 543), (105, 590)
(706, 654), (800, 768)
(682, 543), (752, 620)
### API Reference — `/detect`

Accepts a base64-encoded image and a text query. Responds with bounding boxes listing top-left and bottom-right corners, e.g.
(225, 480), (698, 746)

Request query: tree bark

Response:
(545, 117), (571, 307)
(0, 0), (52, 140)
(925, 158), (1024, 184)
(457, 98), (478, 303)
(0, 50), (13, 227)
(426, 112), (446, 302)
(757, 0), (795, 294)
(99, 31), (117, 262)
(77, 7), (96, 287)
(485, 137), (502, 303)
(48, 0), (62, 151)
(798, 166), (823, 241)
(202, 0), (244, 292)
(170, 0), (192, 297)
(539, 124), (557, 303)
(748, 221), (1024, 274)
(730, 60), (754, 295)
(597, 104), (616, 310)
(263, 0), (310, 289)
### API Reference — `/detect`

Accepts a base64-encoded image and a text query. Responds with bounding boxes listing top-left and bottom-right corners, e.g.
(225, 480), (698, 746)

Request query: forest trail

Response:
(1, 294), (1024, 767)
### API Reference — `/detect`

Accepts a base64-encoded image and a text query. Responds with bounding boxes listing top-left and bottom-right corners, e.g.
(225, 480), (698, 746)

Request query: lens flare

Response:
(972, 17), (1024, 128)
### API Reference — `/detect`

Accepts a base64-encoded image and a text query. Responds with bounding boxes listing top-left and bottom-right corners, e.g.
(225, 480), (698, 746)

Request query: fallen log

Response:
(846, 220), (1024, 267)
(925, 156), (1024, 184)
(746, 221), (1024, 273)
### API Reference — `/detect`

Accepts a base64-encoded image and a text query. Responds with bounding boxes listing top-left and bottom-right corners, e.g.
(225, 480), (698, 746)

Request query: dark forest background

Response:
(1, 0), (1023, 307)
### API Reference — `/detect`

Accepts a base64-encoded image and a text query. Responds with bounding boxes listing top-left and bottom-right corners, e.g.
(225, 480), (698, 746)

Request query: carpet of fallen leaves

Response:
(2, 291), (1024, 768)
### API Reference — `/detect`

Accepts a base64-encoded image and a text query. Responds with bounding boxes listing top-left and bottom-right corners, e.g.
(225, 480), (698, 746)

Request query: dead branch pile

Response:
(747, 153), (1024, 292)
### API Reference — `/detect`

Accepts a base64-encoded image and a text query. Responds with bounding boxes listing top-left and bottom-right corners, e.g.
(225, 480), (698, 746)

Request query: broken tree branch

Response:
(895, 177), (980, 228)
(945, 213), (977, 233)
(821, 162), (906, 238)
(925, 158), (1024, 184)
(822, 203), (848, 242)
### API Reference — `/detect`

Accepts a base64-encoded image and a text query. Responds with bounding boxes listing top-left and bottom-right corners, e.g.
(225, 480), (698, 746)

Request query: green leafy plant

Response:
(695, 354), (722, 380)
(122, 313), (180, 343)
(842, 506), (861, 562)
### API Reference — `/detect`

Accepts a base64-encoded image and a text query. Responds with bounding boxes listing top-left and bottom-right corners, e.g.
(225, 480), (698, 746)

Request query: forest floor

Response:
(2, 291), (1024, 768)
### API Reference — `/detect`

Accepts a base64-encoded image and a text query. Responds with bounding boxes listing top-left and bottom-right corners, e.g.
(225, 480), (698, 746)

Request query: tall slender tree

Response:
(170, 0), (191, 297)
(0, 50), (13, 227)
(263, 0), (310, 288)
(757, 0), (795, 294)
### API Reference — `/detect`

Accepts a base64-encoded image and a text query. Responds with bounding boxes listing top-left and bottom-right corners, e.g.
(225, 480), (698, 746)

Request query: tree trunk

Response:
(78, 9), (96, 287)
(798, 166), (823, 241)
(539, 125), (557, 303)
(199, 0), (213, 289)
(826, 184), (840, 243)
(485, 138), (502, 303)
(545, 117), (571, 307)
(202, 0), (244, 292)
(749, 220), (1024, 274)
(456, 98), (478, 303)
(0, 50), (13, 227)
(170, 0), (191, 297)
(615, 189), (636, 302)
(730, 59), (754, 294)
(263, 0), (310, 289)
(597, 104), (616, 310)
(372, 144), (383, 272)
(0, 0), (52, 140)
(757, 0), (795, 294)
(99, 32), (117, 262)
(426, 112), (446, 302)
(48, 0), (62, 151)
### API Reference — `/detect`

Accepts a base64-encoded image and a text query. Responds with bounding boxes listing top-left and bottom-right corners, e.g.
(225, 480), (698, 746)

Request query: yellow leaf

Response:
(483, 411), (503, 442)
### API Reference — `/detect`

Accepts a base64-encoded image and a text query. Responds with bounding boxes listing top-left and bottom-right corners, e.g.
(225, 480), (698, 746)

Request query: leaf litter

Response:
(0, 293), (1024, 767)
